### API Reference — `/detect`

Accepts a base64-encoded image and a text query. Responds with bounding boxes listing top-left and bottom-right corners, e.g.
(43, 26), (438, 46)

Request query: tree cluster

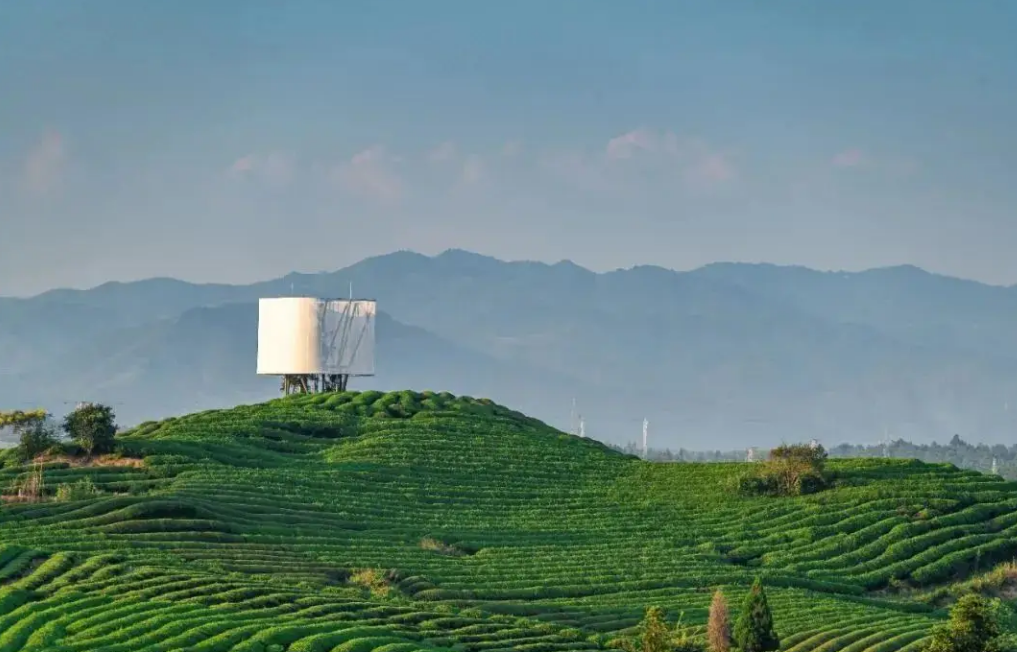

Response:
(615, 579), (778, 652)
(621, 434), (1017, 480)
(737, 443), (829, 497)
(2, 404), (118, 461)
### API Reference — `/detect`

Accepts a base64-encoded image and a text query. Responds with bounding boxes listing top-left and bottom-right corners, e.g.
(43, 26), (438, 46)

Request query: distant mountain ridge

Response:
(3, 249), (1017, 448)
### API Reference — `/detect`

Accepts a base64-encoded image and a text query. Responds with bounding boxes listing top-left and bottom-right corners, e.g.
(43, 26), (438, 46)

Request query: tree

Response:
(639, 606), (673, 652)
(18, 418), (58, 459)
(1, 410), (55, 460)
(62, 403), (117, 456)
(768, 443), (828, 495)
(926, 595), (1004, 652)
(708, 589), (732, 652)
(733, 578), (779, 652)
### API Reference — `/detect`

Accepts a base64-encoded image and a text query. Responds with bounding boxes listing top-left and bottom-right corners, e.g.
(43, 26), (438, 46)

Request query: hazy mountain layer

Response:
(3, 250), (1017, 448)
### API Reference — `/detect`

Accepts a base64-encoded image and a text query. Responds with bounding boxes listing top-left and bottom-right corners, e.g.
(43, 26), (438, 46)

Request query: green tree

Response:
(18, 418), (58, 460)
(733, 578), (779, 652)
(926, 595), (1004, 652)
(62, 403), (117, 456)
(639, 606), (673, 652)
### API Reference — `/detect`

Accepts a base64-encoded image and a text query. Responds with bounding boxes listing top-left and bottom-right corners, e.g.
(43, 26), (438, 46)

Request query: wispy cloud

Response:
(543, 128), (736, 193)
(428, 141), (457, 164)
(605, 128), (660, 160)
(228, 152), (294, 187)
(686, 152), (736, 185)
(501, 140), (522, 157)
(461, 155), (485, 185)
(333, 145), (403, 202)
(23, 130), (67, 196)
(831, 147), (918, 176)
(831, 148), (865, 168)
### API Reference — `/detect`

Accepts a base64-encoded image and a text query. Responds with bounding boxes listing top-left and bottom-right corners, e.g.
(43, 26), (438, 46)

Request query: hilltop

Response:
(5, 250), (1017, 448)
(0, 391), (1015, 651)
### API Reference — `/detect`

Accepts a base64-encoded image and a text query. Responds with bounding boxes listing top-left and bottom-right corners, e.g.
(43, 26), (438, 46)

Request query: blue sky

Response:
(2, 1), (1016, 295)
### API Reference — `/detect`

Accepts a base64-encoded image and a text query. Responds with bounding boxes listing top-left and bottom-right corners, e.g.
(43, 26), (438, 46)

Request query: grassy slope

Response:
(0, 390), (1015, 652)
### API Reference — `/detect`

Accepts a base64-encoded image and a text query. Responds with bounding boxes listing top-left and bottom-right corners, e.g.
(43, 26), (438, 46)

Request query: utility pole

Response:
(642, 418), (649, 459)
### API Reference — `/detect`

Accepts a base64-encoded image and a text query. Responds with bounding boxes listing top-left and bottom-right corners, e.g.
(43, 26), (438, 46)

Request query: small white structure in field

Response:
(746, 447), (755, 463)
(257, 297), (376, 394)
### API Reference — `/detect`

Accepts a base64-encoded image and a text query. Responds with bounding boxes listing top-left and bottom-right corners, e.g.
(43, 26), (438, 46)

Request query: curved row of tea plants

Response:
(0, 390), (1012, 651)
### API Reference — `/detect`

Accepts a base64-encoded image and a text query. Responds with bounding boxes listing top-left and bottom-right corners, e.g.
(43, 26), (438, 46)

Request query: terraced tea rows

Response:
(0, 390), (1013, 651)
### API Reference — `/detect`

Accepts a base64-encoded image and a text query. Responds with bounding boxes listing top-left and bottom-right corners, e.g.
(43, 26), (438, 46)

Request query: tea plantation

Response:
(0, 390), (1015, 652)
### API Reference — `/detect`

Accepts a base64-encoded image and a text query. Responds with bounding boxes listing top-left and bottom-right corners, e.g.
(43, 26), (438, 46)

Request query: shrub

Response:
(738, 443), (830, 497)
(925, 594), (1004, 652)
(55, 477), (99, 502)
(612, 607), (705, 652)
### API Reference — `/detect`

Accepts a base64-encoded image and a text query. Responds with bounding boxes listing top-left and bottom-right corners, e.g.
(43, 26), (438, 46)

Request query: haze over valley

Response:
(4, 249), (1017, 449)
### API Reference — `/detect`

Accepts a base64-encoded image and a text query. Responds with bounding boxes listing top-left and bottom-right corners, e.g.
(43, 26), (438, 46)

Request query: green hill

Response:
(0, 391), (1015, 651)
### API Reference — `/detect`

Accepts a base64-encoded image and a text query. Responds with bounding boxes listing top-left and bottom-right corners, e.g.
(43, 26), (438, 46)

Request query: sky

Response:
(2, 1), (1017, 296)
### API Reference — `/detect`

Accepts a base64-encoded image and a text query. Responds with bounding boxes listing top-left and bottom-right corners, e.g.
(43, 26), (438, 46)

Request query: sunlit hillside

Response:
(0, 391), (1014, 651)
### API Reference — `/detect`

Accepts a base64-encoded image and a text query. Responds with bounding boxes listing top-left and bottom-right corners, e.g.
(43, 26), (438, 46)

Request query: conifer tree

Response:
(733, 578), (779, 652)
(708, 589), (732, 652)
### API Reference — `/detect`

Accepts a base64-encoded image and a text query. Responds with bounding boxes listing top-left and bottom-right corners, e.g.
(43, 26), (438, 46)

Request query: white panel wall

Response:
(257, 297), (376, 376)
(257, 298), (322, 374)
(320, 300), (376, 376)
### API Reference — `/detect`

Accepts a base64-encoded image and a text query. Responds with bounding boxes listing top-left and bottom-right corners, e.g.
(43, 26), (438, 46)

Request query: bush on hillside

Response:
(925, 594), (1008, 652)
(737, 443), (830, 497)
(610, 606), (704, 652)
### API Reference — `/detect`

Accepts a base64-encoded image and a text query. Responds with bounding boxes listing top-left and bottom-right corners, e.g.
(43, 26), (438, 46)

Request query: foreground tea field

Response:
(0, 390), (1014, 652)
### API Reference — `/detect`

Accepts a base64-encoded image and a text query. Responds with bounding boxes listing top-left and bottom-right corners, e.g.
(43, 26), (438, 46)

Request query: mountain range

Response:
(3, 249), (1017, 449)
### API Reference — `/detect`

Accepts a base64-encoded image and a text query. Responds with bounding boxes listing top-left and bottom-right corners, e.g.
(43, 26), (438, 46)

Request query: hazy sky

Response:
(2, 1), (1016, 296)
